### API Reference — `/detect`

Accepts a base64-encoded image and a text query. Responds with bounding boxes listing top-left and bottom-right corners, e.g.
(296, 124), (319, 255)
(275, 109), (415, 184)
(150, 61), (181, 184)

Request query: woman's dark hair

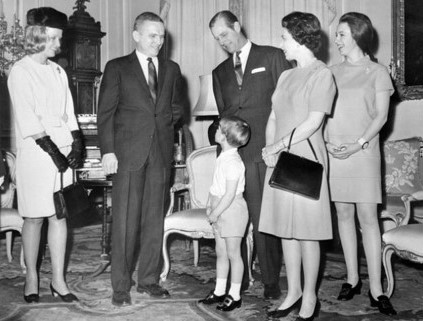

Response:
(339, 12), (375, 60)
(281, 11), (321, 54)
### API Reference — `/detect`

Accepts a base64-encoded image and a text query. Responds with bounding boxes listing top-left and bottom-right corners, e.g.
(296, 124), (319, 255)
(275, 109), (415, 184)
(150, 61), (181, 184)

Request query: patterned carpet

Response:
(1, 224), (423, 321)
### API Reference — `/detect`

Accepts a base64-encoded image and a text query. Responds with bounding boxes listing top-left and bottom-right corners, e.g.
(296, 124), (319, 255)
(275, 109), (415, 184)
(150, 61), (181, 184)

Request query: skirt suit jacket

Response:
(8, 56), (78, 218)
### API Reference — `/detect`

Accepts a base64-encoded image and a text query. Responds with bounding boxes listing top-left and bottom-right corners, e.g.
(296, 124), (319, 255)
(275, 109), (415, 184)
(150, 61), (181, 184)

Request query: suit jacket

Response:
(97, 51), (185, 170)
(212, 43), (290, 163)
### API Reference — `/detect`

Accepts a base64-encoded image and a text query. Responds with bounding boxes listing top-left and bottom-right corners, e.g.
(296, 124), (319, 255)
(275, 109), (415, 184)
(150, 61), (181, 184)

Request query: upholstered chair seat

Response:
(381, 137), (423, 298)
(0, 151), (25, 271)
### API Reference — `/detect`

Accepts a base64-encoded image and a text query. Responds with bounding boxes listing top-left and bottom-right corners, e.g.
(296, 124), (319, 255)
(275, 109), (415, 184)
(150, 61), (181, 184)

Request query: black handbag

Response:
(269, 128), (323, 200)
(54, 172), (91, 219)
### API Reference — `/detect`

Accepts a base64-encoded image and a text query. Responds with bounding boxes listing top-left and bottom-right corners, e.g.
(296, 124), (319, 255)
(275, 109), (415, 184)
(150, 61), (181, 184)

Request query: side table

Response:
(78, 178), (113, 277)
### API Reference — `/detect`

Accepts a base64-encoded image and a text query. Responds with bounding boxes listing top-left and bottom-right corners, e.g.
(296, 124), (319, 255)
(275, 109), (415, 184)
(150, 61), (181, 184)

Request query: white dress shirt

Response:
(135, 50), (158, 81)
(233, 40), (252, 73)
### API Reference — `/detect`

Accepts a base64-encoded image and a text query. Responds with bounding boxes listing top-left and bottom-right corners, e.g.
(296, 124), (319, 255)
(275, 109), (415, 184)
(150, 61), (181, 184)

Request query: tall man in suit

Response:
(98, 12), (185, 306)
(209, 11), (291, 299)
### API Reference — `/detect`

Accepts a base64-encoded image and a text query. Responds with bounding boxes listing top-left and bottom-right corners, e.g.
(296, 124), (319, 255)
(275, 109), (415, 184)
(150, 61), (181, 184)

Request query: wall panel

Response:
(1, 0), (421, 148)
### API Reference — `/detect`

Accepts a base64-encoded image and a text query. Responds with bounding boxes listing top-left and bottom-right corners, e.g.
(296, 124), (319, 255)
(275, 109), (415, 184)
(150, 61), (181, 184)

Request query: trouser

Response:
(243, 161), (282, 287)
(111, 142), (170, 293)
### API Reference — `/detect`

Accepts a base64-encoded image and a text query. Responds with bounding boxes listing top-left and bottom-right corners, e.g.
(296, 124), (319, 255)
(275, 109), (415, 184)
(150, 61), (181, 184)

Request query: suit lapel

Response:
(243, 44), (260, 85)
(223, 56), (239, 87)
(129, 51), (150, 94)
(157, 58), (167, 103)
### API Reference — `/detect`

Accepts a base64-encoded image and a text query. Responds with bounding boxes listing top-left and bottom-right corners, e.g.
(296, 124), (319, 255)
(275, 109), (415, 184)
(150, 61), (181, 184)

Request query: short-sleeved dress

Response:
(326, 56), (394, 203)
(7, 56), (78, 218)
(209, 148), (249, 238)
(259, 60), (335, 240)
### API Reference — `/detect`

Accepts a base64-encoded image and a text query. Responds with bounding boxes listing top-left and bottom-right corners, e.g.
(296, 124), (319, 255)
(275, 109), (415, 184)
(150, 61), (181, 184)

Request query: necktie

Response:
(147, 57), (157, 104)
(234, 50), (243, 87)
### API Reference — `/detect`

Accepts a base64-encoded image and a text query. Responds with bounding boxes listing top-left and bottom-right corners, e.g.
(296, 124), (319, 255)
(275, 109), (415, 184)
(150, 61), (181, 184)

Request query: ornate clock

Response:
(56, 0), (106, 114)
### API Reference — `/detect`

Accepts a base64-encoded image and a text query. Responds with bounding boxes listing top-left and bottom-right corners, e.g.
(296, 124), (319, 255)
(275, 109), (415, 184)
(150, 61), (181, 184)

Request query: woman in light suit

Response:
(8, 7), (83, 303)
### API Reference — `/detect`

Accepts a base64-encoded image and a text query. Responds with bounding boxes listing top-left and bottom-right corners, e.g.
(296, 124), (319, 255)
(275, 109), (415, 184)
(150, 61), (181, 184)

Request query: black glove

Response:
(67, 130), (85, 169)
(35, 136), (69, 173)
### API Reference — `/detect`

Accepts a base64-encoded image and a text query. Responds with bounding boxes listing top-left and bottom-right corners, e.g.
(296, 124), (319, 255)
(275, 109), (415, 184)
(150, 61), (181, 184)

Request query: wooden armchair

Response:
(381, 137), (423, 297)
(160, 146), (254, 284)
(0, 151), (25, 270)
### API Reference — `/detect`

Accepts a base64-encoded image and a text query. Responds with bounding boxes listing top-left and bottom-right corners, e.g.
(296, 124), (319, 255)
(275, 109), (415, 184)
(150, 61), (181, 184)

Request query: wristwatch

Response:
(357, 137), (369, 149)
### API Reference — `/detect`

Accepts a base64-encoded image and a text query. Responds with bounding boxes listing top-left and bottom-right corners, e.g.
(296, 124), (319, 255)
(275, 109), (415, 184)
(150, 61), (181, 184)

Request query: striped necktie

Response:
(147, 57), (157, 104)
(234, 50), (243, 87)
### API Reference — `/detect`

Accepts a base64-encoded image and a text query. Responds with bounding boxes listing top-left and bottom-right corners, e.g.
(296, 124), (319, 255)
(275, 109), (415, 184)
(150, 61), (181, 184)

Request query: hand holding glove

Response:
(67, 130), (85, 169)
(36, 136), (68, 172)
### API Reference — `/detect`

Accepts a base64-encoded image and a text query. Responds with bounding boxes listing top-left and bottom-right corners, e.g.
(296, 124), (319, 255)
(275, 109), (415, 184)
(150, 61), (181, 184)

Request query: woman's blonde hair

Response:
(24, 25), (48, 54)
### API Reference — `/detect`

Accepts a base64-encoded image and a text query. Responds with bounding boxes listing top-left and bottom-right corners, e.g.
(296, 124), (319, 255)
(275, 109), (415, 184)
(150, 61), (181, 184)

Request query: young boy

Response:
(199, 116), (251, 311)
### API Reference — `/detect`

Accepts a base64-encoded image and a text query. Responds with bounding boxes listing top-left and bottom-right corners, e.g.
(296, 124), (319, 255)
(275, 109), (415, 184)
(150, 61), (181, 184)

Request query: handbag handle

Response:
(59, 171), (76, 191)
(286, 128), (319, 162)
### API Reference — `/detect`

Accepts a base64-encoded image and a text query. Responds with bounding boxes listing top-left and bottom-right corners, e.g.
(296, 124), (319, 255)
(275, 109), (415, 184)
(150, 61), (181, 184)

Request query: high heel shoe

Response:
(23, 293), (39, 303)
(368, 291), (397, 316)
(337, 278), (362, 301)
(295, 300), (320, 321)
(267, 296), (302, 318)
(50, 283), (79, 302)
(24, 282), (39, 303)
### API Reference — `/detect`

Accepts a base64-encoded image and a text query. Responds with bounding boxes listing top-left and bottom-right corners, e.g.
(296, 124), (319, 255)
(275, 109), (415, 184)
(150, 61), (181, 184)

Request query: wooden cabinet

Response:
(55, 2), (105, 114)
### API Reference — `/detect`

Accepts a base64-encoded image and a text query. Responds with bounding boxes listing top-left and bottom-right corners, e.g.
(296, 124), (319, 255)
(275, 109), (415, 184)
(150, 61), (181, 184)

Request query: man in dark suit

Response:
(209, 10), (291, 299)
(97, 12), (185, 306)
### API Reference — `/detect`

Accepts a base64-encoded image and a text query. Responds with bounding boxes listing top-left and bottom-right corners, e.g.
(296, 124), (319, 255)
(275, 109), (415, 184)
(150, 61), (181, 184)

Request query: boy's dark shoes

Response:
(198, 290), (225, 304)
(137, 284), (170, 298)
(216, 295), (242, 311)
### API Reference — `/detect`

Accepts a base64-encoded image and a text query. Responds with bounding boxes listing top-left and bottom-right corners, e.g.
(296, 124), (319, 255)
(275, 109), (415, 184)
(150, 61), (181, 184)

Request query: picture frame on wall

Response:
(392, 0), (423, 100)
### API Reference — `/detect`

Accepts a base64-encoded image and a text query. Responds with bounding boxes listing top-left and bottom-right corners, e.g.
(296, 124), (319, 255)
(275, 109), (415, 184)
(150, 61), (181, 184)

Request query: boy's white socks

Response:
(214, 278), (227, 296)
(228, 283), (241, 301)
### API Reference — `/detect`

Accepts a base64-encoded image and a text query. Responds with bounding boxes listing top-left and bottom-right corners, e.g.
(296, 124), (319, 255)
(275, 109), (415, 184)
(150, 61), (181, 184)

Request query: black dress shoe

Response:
(240, 282), (249, 293)
(24, 293), (39, 303)
(295, 300), (320, 321)
(337, 279), (362, 301)
(216, 295), (242, 312)
(112, 291), (132, 307)
(24, 282), (39, 303)
(264, 284), (282, 300)
(50, 284), (79, 302)
(137, 284), (170, 298)
(267, 296), (302, 318)
(368, 291), (397, 316)
(198, 290), (226, 304)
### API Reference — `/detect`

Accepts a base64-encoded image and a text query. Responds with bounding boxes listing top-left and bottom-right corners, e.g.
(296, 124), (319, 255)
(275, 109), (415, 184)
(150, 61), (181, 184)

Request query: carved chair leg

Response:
(160, 231), (171, 282)
(382, 244), (395, 298)
(6, 231), (13, 262)
(193, 240), (199, 267)
(20, 245), (26, 273)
